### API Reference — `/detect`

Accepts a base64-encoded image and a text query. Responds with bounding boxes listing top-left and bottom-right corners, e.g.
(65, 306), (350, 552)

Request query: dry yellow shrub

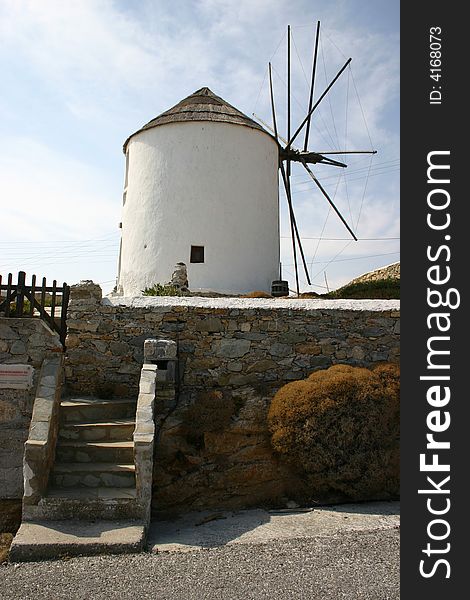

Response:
(268, 363), (399, 501)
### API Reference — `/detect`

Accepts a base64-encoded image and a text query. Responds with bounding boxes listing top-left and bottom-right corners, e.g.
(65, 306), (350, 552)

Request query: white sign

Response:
(0, 364), (34, 390)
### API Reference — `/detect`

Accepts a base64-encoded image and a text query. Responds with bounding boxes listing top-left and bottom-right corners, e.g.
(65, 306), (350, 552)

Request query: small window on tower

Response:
(190, 245), (204, 263)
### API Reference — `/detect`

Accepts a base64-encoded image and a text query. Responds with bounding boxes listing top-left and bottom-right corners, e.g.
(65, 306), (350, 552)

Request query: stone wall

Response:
(0, 318), (62, 498)
(66, 284), (400, 517)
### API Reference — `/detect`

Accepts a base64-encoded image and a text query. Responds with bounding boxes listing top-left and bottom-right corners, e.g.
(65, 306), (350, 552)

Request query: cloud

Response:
(0, 136), (120, 238)
(0, 135), (121, 291)
(0, 0), (399, 292)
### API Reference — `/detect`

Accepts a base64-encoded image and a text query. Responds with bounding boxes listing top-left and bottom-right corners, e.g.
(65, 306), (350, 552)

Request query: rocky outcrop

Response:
(344, 262), (400, 287)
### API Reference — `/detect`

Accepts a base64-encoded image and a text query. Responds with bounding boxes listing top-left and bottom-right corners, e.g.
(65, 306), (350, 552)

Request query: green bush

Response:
(325, 278), (400, 299)
(267, 363), (400, 502)
(142, 283), (183, 297)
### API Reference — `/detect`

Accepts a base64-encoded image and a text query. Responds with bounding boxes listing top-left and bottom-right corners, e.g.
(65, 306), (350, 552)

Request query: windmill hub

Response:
(280, 148), (335, 166)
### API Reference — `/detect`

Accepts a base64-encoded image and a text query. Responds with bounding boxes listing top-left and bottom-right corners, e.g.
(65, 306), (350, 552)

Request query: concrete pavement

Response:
(147, 501), (400, 553)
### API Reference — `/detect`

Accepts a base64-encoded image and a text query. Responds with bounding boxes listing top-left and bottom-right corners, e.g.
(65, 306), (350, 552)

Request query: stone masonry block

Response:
(215, 338), (251, 358)
(144, 339), (177, 361)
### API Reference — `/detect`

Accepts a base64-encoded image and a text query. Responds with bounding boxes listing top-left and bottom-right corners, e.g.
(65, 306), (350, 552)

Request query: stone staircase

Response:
(43, 396), (138, 519)
(10, 395), (147, 560)
(10, 339), (175, 561)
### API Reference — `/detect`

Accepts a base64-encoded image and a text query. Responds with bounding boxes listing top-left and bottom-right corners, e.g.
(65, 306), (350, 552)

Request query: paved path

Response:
(1, 502), (399, 600)
(147, 501), (399, 552)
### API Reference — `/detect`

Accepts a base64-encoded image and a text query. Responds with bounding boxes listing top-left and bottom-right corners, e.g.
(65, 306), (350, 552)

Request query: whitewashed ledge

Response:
(104, 296), (400, 312)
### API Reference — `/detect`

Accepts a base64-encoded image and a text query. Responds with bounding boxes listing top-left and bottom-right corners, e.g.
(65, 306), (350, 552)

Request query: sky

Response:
(0, 0), (399, 295)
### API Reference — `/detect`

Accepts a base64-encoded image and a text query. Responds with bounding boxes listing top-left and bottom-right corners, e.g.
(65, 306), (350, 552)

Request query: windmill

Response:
(257, 22), (377, 295)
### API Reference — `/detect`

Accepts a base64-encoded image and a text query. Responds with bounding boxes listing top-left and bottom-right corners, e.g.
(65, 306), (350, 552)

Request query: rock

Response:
(351, 346), (365, 360)
(90, 340), (108, 353)
(282, 333), (307, 344)
(246, 359), (277, 373)
(0, 499), (21, 532)
(310, 355), (332, 368)
(67, 319), (99, 333)
(144, 338), (177, 361)
(169, 262), (189, 291)
(371, 351), (389, 361)
(195, 318), (223, 333)
(109, 341), (130, 356)
(227, 361), (243, 372)
(64, 334), (80, 348)
(0, 324), (19, 340)
(70, 280), (102, 301)
(234, 332), (266, 341)
(344, 261), (400, 286)
(362, 327), (385, 338)
(190, 357), (220, 370)
(10, 340), (26, 355)
(214, 339), (251, 358)
(268, 343), (292, 358)
(0, 400), (19, 423)
(295, 342), (321, 355)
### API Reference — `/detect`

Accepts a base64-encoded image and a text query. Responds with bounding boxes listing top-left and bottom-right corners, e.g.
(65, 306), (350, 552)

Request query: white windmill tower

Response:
(116, 23), (376, 297)
(116, 87), (280, 296)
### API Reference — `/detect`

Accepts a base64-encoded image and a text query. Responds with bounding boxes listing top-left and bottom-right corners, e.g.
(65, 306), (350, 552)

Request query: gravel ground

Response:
(1, 528), (399, 600)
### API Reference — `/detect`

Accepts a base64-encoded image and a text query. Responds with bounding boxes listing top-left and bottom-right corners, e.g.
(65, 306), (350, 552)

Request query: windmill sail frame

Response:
(261, 21), (377, 295)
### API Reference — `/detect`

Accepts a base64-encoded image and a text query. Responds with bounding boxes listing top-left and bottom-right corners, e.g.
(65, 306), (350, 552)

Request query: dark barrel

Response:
(271, 280), (289, 297)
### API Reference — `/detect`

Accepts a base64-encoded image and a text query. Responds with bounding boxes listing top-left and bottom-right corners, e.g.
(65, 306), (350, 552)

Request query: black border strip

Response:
(401, 3), (466, 597)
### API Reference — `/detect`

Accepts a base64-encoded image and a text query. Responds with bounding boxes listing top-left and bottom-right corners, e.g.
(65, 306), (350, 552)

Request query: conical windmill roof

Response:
(123, 87), (268, 153)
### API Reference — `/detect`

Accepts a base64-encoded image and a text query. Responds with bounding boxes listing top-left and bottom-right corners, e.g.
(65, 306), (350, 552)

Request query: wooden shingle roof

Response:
(123, 87), (269, 153)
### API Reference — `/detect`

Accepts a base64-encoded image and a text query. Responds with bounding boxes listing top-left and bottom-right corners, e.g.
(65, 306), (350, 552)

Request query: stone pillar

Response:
(143, 339), (177, 384)
(135, 339), (178, 524)
(169, 263), (189, 292)
(69, 280), (102, 305)
(143, 338), (177, 439)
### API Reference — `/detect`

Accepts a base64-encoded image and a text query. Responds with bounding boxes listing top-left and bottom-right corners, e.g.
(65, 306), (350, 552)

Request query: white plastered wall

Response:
(118, 121), (279, 295)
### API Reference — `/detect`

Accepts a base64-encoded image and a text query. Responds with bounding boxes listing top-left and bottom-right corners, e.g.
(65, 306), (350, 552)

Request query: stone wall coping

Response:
(134, 363), (157, 525)
(0, 317), (61, 347)
(23, 354), (63, 509)
(104, 296), (400, 312)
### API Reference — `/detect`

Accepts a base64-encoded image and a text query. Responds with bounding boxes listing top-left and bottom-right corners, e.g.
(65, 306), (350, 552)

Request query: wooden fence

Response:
(0, 271), (70, 347)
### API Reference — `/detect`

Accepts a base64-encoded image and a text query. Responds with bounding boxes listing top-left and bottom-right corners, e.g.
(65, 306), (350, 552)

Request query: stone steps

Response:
(27, 492), (139, 521)
(35, 487), (139, 520)
(55, 440), (134, 463)
(42, 396), (138, 518)
(58, 419), (136, 442)
(51, 462), (136, 489)
(60, 397), (137, 423)
(47, 486), (137, 500)
(10, 520), (145, 562)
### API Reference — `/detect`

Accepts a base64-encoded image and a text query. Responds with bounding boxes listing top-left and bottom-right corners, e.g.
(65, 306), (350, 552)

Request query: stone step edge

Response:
(52, 462), (136, 473)
(56, 441), (134, 448)
(61, 398), (136, 407)
(9, 520), (146, 562)
(60, 419), (135, 428)
(45, 487), (137, 500)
